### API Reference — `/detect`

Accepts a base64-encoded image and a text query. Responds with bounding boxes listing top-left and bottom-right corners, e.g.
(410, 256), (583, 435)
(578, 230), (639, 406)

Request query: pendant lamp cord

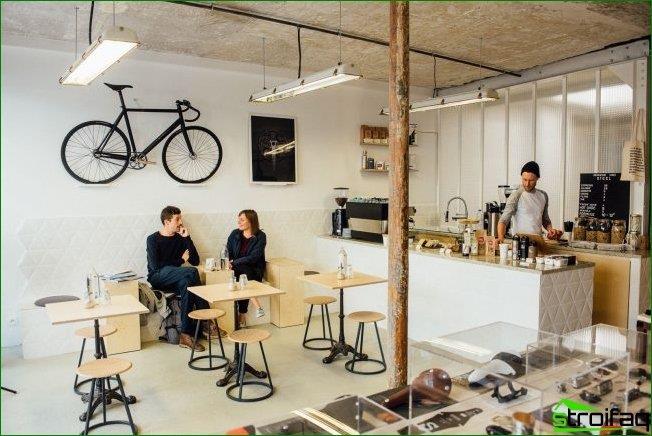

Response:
(113, 1), (116, 27)
(262, 37), (266, 90)
(88, 1), (94, 44)
(74, 6), (79, 59)
(338, 1), (342, 65)
(297, 27), (302, 78)
(432, 56), (437, 98)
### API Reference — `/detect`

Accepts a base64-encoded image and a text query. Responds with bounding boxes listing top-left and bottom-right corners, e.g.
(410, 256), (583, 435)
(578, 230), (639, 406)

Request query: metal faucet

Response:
(444, 196), (468, 222)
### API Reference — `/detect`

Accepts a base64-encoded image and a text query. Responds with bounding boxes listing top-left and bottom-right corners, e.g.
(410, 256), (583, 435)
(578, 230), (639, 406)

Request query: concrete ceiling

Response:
(2, 1), (649, 88)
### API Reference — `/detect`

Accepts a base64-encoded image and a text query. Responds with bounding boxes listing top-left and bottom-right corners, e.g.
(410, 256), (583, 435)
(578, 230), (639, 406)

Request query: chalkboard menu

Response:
(578, 173), (630, 220)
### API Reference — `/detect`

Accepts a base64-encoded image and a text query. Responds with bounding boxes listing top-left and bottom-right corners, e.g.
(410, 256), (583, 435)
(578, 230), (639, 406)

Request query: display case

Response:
(523, 325), (632, 434)
(232, 395), (406, 435)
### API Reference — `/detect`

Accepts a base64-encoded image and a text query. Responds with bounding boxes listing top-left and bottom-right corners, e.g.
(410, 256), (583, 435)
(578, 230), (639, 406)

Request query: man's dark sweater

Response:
(146, 231), (199, 280)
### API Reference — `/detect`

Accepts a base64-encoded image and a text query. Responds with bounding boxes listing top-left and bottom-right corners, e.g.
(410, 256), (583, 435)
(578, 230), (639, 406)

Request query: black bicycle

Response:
(61, 83), (223, 184)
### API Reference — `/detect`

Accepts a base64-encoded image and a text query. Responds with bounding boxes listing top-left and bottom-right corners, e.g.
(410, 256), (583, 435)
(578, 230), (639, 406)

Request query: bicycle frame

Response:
(96, 93), (195, 160)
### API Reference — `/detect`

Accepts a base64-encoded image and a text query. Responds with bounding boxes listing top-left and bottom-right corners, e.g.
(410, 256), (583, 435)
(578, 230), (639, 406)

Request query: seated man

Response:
(146, 205), (213, 351)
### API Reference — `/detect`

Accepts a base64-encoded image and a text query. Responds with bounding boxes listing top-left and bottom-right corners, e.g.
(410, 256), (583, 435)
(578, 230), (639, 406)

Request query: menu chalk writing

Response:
(578, 173), (629, 220)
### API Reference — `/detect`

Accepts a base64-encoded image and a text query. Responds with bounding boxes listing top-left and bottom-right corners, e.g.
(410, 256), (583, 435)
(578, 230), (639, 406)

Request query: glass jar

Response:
(572, 217), (587, 241)
(611, 219), (627, 245)
(585, 218), (598, 242)
(597, 219), (612, 244)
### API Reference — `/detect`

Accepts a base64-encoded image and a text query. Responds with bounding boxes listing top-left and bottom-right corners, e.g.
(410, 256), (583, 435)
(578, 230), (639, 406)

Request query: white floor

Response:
(1, 319), (389, 434)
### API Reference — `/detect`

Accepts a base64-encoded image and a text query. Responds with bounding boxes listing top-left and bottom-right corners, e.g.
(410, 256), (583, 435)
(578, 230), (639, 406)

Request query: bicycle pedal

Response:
(136, 158), (156, 165)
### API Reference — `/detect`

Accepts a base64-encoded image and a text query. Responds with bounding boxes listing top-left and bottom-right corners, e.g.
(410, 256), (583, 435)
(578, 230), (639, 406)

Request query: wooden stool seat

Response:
(228, 329), (270, 344)
(348, 311), (385, 323)
(75, 324), (118, 339)
(189, 308), (225, 320)
(304, 295), (336, 306)
(76, 357), (132, 379)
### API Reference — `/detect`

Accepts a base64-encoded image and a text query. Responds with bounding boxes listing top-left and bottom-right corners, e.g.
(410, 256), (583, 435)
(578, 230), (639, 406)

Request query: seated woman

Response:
(227, 209), (266, 326)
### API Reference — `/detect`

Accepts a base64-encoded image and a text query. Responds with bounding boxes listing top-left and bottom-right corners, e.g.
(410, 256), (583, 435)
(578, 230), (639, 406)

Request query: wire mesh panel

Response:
(565, 70), (597, 221)
(483, 90), (507, 203)
(599, 64), (634, 173)
(460, 103), (482, 213)
(535, 78), (563, 228)
(438, 108), (461, 218)
(508, 84), (534, 186)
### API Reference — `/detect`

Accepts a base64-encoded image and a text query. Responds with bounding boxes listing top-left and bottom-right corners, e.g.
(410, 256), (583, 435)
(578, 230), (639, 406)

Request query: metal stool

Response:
(226, 329), (273, 402)
(77, 358), (137, 435)
(302, 296), (336, 350)
(345, 311), (386, 375)
(188, 308), (229, 370)
(73, 324), (118, 397)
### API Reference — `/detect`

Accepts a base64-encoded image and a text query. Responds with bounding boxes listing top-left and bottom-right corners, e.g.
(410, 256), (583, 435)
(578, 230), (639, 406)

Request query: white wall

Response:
(0, 37), (435, 346)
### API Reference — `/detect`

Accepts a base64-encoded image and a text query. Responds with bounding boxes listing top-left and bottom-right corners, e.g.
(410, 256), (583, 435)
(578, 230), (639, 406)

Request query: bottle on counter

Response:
(519, 235), (530, 261)
(84, 270), (98, 309)
(470, 231), (478, 255)
(220, 245), (229, 270)
(512, 235), (520, 260)
(361, 150), (368, 169)
(337, 247), (348, 279)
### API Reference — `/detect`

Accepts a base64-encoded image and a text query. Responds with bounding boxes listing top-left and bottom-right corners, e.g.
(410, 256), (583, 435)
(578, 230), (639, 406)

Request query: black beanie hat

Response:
(521, 161), (540, 178)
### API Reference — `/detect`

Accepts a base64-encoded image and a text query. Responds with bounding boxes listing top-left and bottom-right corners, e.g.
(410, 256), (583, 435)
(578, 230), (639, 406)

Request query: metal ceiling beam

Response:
(170, 0), (522, 77)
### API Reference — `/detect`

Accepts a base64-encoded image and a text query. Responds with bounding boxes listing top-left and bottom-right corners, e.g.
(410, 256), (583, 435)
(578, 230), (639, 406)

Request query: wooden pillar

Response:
(387, 0), (410, 389)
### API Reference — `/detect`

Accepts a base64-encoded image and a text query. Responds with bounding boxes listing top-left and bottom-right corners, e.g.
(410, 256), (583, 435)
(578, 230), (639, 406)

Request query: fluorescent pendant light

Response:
(60, 26), (139, 86)
(380, 88), (499, 115)
(249, 63), (362, 103)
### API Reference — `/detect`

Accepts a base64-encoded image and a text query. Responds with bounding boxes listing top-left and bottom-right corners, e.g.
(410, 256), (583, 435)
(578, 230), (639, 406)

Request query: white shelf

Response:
(360, 168), (418, 173)
(359, 142), (418, 147)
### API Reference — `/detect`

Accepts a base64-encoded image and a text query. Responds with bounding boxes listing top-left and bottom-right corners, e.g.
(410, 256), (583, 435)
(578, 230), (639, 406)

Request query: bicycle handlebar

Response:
(176, 99), (200, 122)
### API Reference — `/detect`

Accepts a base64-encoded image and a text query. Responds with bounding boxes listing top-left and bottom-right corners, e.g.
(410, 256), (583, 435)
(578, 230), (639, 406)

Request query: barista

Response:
(497, 161), (562, 243)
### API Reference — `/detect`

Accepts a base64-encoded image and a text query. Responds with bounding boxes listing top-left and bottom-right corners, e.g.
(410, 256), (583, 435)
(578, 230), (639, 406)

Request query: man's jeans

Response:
(149, 266), (208, 335)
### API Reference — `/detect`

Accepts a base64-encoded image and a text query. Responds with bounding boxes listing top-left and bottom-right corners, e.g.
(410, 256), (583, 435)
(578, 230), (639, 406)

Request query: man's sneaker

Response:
(179, 333), (205, 352)
(255, 308), (265, 318)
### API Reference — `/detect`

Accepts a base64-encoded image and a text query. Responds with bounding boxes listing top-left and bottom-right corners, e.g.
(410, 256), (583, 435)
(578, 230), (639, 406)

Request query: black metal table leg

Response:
(322, 288), (367, 364)
(216, 299), (266, 388)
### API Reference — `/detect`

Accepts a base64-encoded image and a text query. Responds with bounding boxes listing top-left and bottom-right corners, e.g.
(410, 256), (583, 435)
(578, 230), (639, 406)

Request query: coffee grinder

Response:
(332, 187), (349, 237)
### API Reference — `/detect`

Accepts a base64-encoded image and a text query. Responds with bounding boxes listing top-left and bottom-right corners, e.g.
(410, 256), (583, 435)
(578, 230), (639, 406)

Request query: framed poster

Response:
(249, 115), (297, 184)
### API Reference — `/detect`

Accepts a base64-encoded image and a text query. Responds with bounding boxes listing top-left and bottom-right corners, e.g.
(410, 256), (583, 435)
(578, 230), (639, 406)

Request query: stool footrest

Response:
(302, 337), (337, 351)
(345, 358), (386, 375)
(226, 381), (273, 402)
(188, 355), (229, 371)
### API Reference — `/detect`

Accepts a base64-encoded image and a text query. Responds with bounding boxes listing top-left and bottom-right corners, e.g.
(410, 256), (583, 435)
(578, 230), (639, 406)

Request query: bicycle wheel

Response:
(61, 121), (130, 184)
(162, 126), (223, 183)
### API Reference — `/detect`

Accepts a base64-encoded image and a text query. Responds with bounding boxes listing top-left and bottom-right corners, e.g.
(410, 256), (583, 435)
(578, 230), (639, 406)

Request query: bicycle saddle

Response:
(104, 83), (133, 91)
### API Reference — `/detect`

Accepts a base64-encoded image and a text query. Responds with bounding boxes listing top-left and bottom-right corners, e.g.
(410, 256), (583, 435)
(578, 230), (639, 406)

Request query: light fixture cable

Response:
(432, 56), (437, 98)
(74, 6), (79, 59)
(88, 1), (95, 44)
(297, 27), (302, 78)
(113, 1), (116, 27)
(262, 37), (266, 90)
(338, 0), (342, 65)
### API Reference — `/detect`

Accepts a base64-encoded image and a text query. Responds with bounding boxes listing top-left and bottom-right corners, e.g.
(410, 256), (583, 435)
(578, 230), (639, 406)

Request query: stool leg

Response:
(237, 344), (248, 400)
(259, 342), (273, 389)
(215, 319), (226, 358)
(374, 322), (386, 366)
(100, 339), (114, 392)
(83, 379), (96, 435)
(351, 323), (362, 372)
(321, 305), (326, 338)
(74, 338), (86, 393)
(190, 320), (201, 363)
(325, 305), (334, 343)
(302, 305), (314, 346)
(207, 321), (213, 368)
(358, 323), (366, 358)
(116, 374), (136, 435)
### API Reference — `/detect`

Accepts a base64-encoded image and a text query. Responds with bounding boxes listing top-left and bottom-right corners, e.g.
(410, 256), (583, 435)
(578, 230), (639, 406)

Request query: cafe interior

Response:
(1, 1), (650, 435)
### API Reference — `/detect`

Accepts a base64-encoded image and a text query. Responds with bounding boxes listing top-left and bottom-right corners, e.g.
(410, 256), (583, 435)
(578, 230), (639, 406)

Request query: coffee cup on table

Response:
(499, 243), (510, 260)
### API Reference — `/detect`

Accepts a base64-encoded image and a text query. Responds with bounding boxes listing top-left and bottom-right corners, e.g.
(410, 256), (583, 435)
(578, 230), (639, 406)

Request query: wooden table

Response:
(298, 272), (387, 364)
(45, 295), (148, 416)
(189, 280), (285, 387)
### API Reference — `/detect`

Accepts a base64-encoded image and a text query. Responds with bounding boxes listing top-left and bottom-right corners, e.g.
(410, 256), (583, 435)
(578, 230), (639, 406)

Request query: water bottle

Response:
(337, 247), (348, 279)
(85, 270), (98, 308)
(220, 245), (229, 270)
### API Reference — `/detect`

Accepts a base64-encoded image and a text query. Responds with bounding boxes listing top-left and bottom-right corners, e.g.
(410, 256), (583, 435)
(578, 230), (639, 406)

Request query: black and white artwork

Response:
(250, 115), (296, 184)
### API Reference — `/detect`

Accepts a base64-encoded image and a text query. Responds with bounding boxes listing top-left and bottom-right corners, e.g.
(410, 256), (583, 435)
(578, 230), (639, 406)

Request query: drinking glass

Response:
(239, 274), (248, 290)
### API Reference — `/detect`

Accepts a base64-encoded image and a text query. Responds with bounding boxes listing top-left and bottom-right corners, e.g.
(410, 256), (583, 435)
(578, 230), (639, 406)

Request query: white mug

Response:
(205, 258), (216, 271)
(239, 274), (248, 290)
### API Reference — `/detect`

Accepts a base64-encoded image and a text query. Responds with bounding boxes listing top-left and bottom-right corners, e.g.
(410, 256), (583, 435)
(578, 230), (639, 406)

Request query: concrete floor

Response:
(1, 319), (389, 434)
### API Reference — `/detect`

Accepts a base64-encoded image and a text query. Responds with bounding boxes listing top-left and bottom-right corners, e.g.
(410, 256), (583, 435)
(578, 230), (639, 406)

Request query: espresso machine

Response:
(331, 187), (349, 237)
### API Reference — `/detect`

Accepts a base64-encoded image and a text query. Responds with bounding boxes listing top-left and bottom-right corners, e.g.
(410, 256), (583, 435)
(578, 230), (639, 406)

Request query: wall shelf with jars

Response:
(359, 124), (419, 173)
